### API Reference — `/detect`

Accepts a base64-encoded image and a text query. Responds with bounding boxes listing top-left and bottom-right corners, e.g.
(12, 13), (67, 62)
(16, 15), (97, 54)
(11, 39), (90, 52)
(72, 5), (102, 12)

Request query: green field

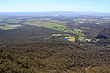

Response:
(5, 19), (22, 23)
(0, 18), (86, 39)
(24, 18), (86, 38)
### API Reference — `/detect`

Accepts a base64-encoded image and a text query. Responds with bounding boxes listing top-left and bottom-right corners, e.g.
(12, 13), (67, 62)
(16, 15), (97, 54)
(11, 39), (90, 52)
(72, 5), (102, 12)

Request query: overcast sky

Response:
(0, 0), (110, 12)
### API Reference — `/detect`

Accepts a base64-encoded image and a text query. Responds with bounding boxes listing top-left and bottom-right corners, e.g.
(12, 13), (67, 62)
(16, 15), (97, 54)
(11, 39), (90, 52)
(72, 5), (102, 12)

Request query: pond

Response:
(8, 25), (21, 27)
(62, 38), (70, 40)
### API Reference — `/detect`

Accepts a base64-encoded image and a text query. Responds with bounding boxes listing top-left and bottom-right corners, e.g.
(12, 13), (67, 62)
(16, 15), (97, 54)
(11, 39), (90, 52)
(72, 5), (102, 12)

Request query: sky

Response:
(0, 0), (110, 12)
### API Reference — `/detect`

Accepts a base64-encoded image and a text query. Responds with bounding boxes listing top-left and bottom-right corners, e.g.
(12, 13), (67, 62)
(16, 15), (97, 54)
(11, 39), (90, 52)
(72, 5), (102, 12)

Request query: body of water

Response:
(8, 25), (21, 27)
(62, 38), (70, 40)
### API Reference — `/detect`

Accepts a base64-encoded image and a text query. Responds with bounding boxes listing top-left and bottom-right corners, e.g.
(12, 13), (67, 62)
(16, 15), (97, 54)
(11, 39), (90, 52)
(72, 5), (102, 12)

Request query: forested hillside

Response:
(0, 40), (110, 73)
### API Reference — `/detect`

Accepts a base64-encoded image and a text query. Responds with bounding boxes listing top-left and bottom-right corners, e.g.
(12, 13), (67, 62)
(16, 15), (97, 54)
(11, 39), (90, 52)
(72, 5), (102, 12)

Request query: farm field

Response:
(24, 18), (86, 39)
(5, 19), (22, 23)
(0, 13), (110, 43)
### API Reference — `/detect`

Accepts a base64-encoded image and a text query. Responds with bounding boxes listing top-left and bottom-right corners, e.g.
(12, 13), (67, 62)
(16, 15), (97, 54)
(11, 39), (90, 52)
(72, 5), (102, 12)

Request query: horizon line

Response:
(0, 11), (110, 13)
